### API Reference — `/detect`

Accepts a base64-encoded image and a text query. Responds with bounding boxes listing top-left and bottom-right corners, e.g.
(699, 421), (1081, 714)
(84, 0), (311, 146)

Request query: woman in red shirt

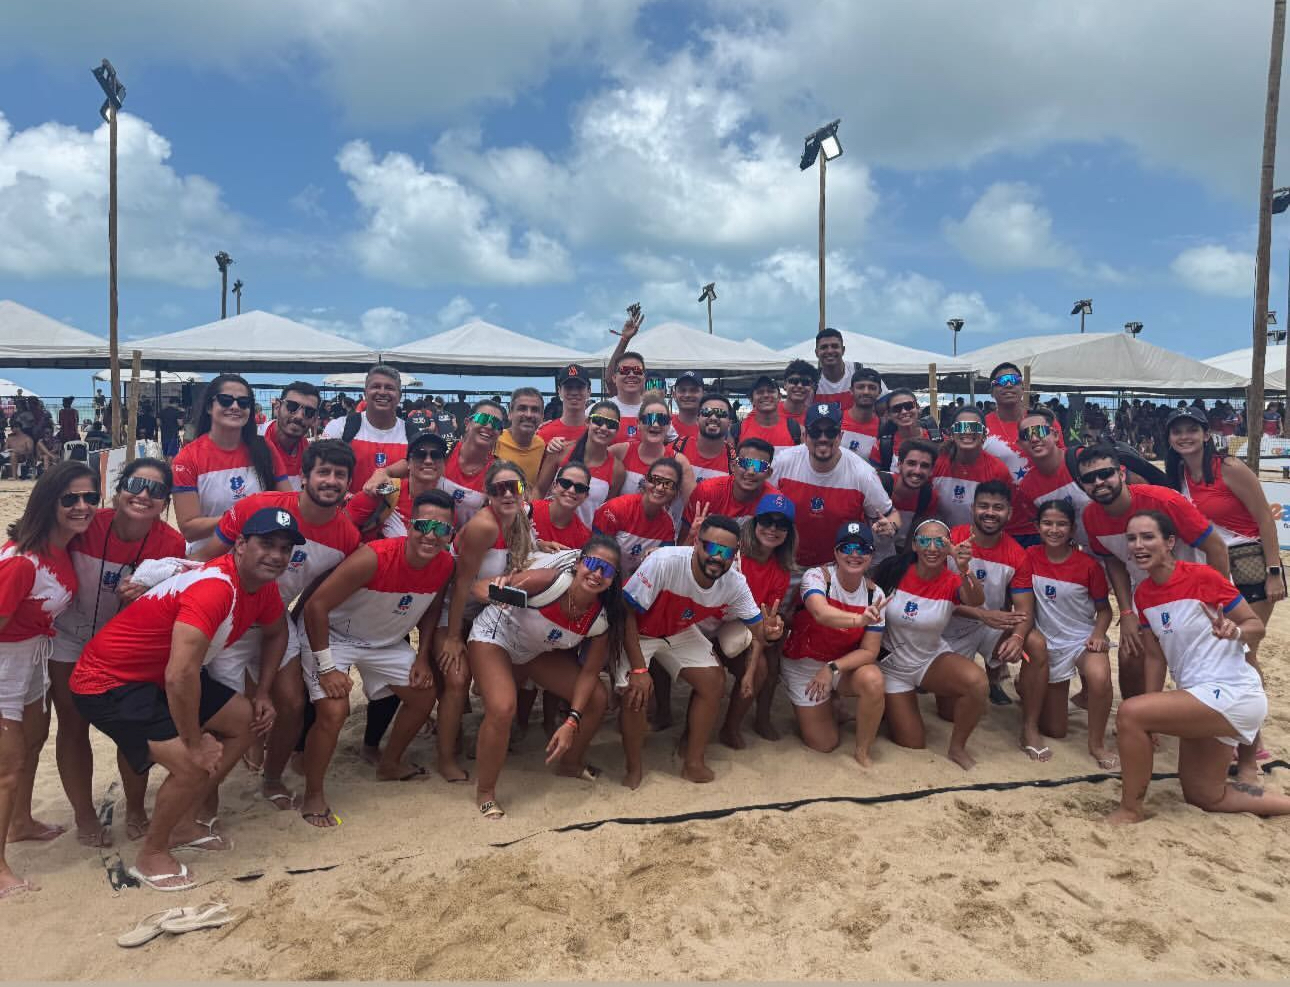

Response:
(538, 401), (625, 527)
(0, 461), (98, 899)
(531, 463), (593, 552)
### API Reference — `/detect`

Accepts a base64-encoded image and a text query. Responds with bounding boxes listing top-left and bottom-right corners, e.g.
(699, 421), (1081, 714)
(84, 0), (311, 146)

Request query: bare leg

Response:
(718, 648), (764, 750)
(431, 627), (470, 782)
(844, 665), (886, 766)
(884, 691), (926, 750)
(118, 751), (150, 839)
(792, 702), (839, 753)
(1014, 632), (1051, 760)
(261, 658), (306, 807)
(920, 652), (987, 770)
(1075, 651), (1117, 769)
(377, 684), (437, 781)
(0, 715), (36, 895)
(753, 645), (782, 741)
(678, 666), (725, 783)
(298, 696), (349, 828)
(524, 653), (607, 775)
(1179, 735), (1290, 816)
(49, 663), (108, 845)
(468, 644), (517, 810)
(619, 698), (647, 790)
(649, 662), (673, 731)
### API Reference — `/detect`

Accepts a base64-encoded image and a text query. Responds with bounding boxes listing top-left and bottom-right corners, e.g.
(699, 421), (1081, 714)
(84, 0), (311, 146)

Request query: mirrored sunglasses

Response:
(699, 407), (730, 419)
(411, 517), (455, 538)
(213, 393), (254, 410)
(469, 411), (504, 430)
(992, 373), (1023, 388)
(580, 556), (617, 581)
(836, 541), (872, 556)
(950, 421), (986, 435)
(1019, 424), (1052, 442)
(122, 476), (169, 499)
(555, 476), (591, 495)
(283, 399), (318, 419)
(736, 456), (772, 474)
(487, 478), (525, 498)
(914, 535), (949, 549)
(616, 366), (645, 377)
(640, 411), (671, 427)
(59, 491), (101, 508)
(700, 540), (736, 561)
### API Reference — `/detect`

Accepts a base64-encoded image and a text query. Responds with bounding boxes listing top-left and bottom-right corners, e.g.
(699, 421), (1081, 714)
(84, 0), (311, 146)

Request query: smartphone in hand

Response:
(488, 584), (529, 608)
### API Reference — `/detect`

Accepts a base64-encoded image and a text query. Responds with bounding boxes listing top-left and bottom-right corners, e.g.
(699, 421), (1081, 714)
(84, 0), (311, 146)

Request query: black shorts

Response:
(72, 669), (238, 775)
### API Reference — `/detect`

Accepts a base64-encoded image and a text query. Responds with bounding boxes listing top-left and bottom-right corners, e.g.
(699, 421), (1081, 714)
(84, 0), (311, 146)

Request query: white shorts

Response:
(50, 631), (86, 665)
(1184, 680), (1268, 747)
(613, 625), (717, 690)
(0, 638), (51, 720)
(437, 587), (483, 629)
(944, 624), (1005, 668)
(780, 656), (841, 708)
(1047, 640), (1087, 684)
(878, 639), (953, 695)
(468, 605), (556, 666)
(207, 618), (301, 693)
(302, 639), (416, 703)
(715, 621), (753, 657)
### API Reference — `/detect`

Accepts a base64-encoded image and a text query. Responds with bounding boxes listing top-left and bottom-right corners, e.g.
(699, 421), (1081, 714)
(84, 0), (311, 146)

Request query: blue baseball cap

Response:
(835, 520), (874, 549)
(755, 492), (796, 521)
(242, 506), (306, 545)
(805, 402), (842, 427)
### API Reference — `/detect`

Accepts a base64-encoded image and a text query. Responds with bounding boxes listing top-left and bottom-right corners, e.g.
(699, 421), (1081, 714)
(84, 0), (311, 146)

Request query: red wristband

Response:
(629, 667), (649, 675)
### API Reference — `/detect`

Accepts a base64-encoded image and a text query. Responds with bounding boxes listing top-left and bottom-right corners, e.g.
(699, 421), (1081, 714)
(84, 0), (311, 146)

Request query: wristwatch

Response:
(1268, 565), (1282, 575)
(827, 661), (840, 674)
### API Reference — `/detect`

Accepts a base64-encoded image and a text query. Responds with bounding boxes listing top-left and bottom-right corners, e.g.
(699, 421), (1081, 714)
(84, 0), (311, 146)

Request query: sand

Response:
(3, 477), (1289, 981)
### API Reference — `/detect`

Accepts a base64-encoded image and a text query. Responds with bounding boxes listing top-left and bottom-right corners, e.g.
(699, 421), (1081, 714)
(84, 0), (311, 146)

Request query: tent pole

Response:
(927, 363), (937, 422)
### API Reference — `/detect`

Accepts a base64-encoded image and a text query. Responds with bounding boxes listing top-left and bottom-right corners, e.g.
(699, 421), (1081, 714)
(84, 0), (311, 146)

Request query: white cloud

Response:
(1170, 244), (1254, 297)
(0, 112), (238, 286)
(943, 182), (1076, 270)
(358, 306), (411, 347)
(289, 184), (327, 220)
(434, 295), (475, 328)
(337, 140), (573, 287)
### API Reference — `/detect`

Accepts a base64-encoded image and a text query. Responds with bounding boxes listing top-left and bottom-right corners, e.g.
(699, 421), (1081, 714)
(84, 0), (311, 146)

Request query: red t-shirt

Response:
(0, 543), (76, 641)
(778, 402), (807, 428)
(674, 439), (731, 482)
(537, 419), (587, 447)
(670, 417), (700, 446)
(172, 434), (290, 520)
(70, 554), (284, 694)
(736, 552), (790, 610)
(930, 451), (1016, 531)
(736, 415), (799, 455)
(263, 422), (308, 491)
(681, 475), (782, 528)
(593, 494), (676, 577)
(1084, 485), (1214, 581)
(529, 498), (592, 549)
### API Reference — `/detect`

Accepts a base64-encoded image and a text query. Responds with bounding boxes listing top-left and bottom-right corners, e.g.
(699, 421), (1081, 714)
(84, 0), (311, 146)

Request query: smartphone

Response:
(375, 481), (397, 496)
(488, 584), (529, 608)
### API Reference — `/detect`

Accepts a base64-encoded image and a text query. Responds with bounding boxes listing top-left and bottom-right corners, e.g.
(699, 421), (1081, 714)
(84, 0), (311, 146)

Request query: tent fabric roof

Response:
(323, 371), (423, 388)
(778, 330), (970, 374)
(1204, 346), (1285, 391)
(592, 322), (783, 373)
(93, 369), (206, 383)
(386, 320), (589, 373)
(0, 300), (110, 368)
(0, 378), (37, 398)
(957, 333), (1249, 394)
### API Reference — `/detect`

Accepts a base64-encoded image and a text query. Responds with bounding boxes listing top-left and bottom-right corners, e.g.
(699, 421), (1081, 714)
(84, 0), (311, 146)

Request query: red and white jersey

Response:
(674, 439), (730, 483)
(735, 415), (799, 457)
(624, 545), (761, 639)
(536, 418), (586, 447)
(0, 542), (76, 642)
(216, 491), (360, 603)
(945, 526), (1032, 640)
(670, 417), (700, 447)
(55, 510), (185, 645)
(1027, 545), (1108, 653)
(263, 422), (308, 491)
(1135, 561), (1259, 691)
(619, 441), (655, 498)
(438, 446), (493, 528)
(529, 499), (592, 550)
(771, 446), (893, 567)
(70, 554), (283, 694)
(779, 401), (807, 429)
(494, 595), (607, 659)
(874, 482), (940, 562)
(784, 565), (885, 662)
(839, 414), (880, 461)
(610, 398), (641, 443)
(734, 552), (790, 610)
(1180, 456), (1260, 546)
(565, 451), (614, 528)
(322, 412), (408, 493)
(930, 451), (1015, 531)
(813, 362), (855, 412)
(881, 566), (962, 669)
(1017, 460), (1092, 548)
(1084, 485), (1213, 586)
(593, 494), (676, 578)
(172, 434), (289, 548)
(983, 412), (1065, 484)
(324, 537), (454, 648)
(455, 507), (512, 585)
(681, 475), (782, 530)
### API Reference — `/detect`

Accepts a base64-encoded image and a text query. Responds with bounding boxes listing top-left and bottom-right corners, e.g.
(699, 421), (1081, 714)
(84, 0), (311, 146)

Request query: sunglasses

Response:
(736, 456), (772, 474)
(700, 540), (736, 561)
(283, 399), (318, 419)
(588, 414), (620, 430)
(784, 375), (814, 388)
(60, 491), (101, 508)
(411, 517), (455, 538)
(951, 421), (986, 435)
(213, 393), (254, 410)
(889, 401), (917, 415)
(645, 474), (676, 491)
(616, 366), (645, 377)
(1079, 466), (1119, 485)
(807, 425), (840, 439)
(992, 373), (1023, 388)
(914, 535), (949, 549)
(580, 556), (617, 581)
(1019, 424), (1052, 442)
(645, 377), (667, 392)
(555, 476), (591, 496)
(121, 476), (168, 499)
(755, 513), (791, 531)
(409, 447), (446, 462)
(487, 478), (525, 498)
(836, 542), (872, 556)
(469, 412), (504, 430)
(699, 407), (730, 420)
(640, 411), (671, 427)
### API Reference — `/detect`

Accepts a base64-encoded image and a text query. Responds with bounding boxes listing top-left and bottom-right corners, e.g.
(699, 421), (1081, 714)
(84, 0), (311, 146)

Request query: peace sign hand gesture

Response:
(1201, 602), (1241, 641)
(952, 539), (975, 571)
(760, 599), (784, 642)
(687, 502), (712, 545)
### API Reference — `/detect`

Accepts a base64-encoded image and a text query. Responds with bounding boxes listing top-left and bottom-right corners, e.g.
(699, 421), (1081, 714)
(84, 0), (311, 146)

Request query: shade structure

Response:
(93, 368), (206, 384)
(1204, 346), (1286, 392)
(778, 330), (970, 374)
(957, 333), (1249, 394)
(385, 320), (590, 374)
(593, 322), (784, 374)
(0, 300), (110, 368)
(0, 378), (37, 398)
(323, 371), (423, 389)
(122, 311), (380, 372)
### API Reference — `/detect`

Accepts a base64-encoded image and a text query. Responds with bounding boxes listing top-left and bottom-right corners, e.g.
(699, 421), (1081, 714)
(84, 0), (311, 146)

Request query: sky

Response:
(2, 1), (1290, 398)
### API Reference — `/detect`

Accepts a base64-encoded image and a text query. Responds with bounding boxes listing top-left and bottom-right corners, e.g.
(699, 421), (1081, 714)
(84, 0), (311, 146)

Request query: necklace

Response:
(90, 514), (152, 635)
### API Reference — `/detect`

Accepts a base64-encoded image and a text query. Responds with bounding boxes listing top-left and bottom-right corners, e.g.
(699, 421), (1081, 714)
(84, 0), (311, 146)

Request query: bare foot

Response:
(0, 873), (37, 899)
(681, 762), (715, 784)
(126, 813), (149, 841)
(260, 778), (297, 809)
(1070, 689), (1088, 711)
(753, 718), (781, 742)
(854, 747), (873, 768)
(1106, 805), (1145, 825)
(622, 766), (643, 790)
(436, 758), (469, 783)
(719, 724), (746, 750)
(377, 761), (430, 782)
(298, 793), (338, 828)
(359, 744), (382, 767)
(947, 746), (976, 771)
(8, 819), (66, 843)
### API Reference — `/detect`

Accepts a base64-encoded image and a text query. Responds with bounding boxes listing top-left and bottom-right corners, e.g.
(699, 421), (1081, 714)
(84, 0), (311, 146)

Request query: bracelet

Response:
(566, 708), (583, 724)
(313, 647), (336, 673)
(564, 716), (580, 732)
(629, 667), (649, 675)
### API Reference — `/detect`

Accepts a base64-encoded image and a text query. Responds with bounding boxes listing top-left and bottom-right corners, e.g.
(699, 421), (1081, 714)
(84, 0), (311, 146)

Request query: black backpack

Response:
(670, 435), (736, 473)
(1064, 440), (1168, 488)
(730, 416), (802, 446)
(878, 470), (934, 554)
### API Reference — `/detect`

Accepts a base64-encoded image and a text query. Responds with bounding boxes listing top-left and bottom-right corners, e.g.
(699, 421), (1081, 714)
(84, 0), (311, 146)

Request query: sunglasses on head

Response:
(616, 366), (644, 377)
(914, 535), (949, 549)
(889, 401), (917, 415)
(487, 478), (525, 498)
(580, 556), (617, 581)
(409, 446), (446, 462)
(699, 407), (730, 420)
(1079, 466), (1118, 485)
(555, 476), (591, 496)
(836, 541), (872, 556)
(756, 513), (791, 531)
(121, 476), (168, 499)
(469, 411), (503, 430)
(645, 474), (676, 491)
(60, 491), (101, 508)
(283, 399), (318, 419)
(411, 517), (454, 538)
(736, 456), (771, 474)
(1019, 424), (1052, 442)
(807, 424), (840, 439)
(213, 393), (254, 410)
(951, 421), (986, 435)
(640, 411), (671, 427)
(992, 373), (1023, 388)
(784, 375), (814, 388)
(700, 540), (736, 561)
(588, 414), (620, 430)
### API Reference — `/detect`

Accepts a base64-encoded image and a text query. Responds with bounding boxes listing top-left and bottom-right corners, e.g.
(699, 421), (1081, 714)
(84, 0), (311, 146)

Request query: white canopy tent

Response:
(93, 369), (205, 384)
(1204, 346), (1285, 391)
(0, 378), (37, 398)
(324, 371), (423, 389)
(957, 333), (1248, 395)
(0, 300), (109, 368)
(593, 322), (783, 374)
(385, 320), (590, 374)
(778, 330), (970, 375)
(122, 311), (380, 372)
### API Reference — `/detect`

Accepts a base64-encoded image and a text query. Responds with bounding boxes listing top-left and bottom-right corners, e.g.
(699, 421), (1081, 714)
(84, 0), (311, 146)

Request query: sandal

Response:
(117, 907), (186, 947)
(478, 800), (506, 821)
(300, 808), (340, 828)
(159, 901), (248, 934)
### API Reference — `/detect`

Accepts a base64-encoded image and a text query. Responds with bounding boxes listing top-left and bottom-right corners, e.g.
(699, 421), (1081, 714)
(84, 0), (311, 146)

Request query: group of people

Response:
(2, 320), (1289, 902)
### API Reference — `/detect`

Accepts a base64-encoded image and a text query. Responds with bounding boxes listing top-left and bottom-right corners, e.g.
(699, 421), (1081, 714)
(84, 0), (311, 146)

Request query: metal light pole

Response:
(947, 318), (964, 355)
(1124, 321), (1144, 337)
(698, 282), (716, 334)
(215, 251), (234, 319)
(1070, 299), (1093, 333)
(232, 278), (244, 315)
(92, 59), (126, 445)
(800, 119), (842, 335)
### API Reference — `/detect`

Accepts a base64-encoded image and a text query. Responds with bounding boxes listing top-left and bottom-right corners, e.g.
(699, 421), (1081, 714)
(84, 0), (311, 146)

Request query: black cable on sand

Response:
(488, 759), (1290, 849)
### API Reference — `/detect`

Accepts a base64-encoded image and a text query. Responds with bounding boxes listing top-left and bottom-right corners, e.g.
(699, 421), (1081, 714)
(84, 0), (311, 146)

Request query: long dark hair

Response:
(580, 534), (627, 673)
(1163, 423), (1225, 489)
(874, 518), (950, 595)
(6, 461), (98, 554)
(570, 400), (619, 463)
(117, 456), (174, 496)
(196, 373), (277, 491)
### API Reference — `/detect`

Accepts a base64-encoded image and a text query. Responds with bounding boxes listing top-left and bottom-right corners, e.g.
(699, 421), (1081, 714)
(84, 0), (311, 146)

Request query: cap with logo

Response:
(834, 520), (874, 549)
(1165, 406), (1209, 430)
(674, 370), (705, 388)
(242, 507), (306, 545)
(556, 363), (591, 388)
(754, 492), (796, 521)
(409, 431), (449, 455)
(749, 374), (778, 396)
(805, 403), (842, 427)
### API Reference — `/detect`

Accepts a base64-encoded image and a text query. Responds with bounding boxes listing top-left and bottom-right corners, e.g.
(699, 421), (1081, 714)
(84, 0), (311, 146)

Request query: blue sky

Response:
(2, 1), (1289, 398)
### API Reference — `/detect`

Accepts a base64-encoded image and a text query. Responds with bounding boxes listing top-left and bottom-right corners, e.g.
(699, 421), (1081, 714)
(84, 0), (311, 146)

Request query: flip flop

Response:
(116, 907), (186, 947)
(126, 819), (149, 841)
(381, 764), (428, 782)
(240, 752), (263, 775)
(1022, 744), (1053, 762)
(11, 822), (66, 843)
(258, 791), (296, 811)
(300, 808), (340, 828)
(478, 800), (505, 820)
(565, 764), (602, 782)
(174, 818), (232, 852)
(1094, 754), (1121, 771)
(159, 901), (248, 934)
(127, 863), (198, 893)
(0, 879), (36, 901)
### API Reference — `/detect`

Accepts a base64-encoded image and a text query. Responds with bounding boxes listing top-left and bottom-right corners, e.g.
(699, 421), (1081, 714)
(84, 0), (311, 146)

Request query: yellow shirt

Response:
(494, 429), (546, 487)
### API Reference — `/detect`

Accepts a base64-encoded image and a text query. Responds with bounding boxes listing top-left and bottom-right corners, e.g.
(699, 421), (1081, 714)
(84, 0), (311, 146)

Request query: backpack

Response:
(1064, 440), (1168, 488)
(730, 416), (801, 446)
(670, 434), (736, 473)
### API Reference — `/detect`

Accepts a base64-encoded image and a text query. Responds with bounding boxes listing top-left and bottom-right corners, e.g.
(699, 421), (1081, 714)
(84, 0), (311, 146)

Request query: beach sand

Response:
(3, 478), (1289, 980)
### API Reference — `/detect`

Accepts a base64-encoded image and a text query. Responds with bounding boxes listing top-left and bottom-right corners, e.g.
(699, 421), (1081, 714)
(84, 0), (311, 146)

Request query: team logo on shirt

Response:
(630, 544), (643, 556)
(1044, 584), (1056, 599)
(102, 570), (121, 588)
(230, 476), (245, 492)
(452, 489), (465, 502)
(847, 439), (860, 451)
(1161, 612), (1171, 630)
(903, 600), (919, 617)
(681, 607), (694, 621)
(810, 497), (825, 513)
(546, 629), (563, 643)
(289, 549), (307, 569)
(375, 452), (387, 467)
(627, 425), (638, 437)
(975, 568), (987, 581)
(953, 484), (966, 501)
(395, 594), (413, 613)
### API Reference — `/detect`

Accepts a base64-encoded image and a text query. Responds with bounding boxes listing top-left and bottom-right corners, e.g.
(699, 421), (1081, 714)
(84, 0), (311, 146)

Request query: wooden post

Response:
(706, 296), (713, 335)
(818, 152), (827, 335)
(125, 349), (142, 450)
(108, 105), (122, 447)
(1251, 0), (1286, 473)
(927, 363), (938, 421)
(1022, 365), (1032, 414)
